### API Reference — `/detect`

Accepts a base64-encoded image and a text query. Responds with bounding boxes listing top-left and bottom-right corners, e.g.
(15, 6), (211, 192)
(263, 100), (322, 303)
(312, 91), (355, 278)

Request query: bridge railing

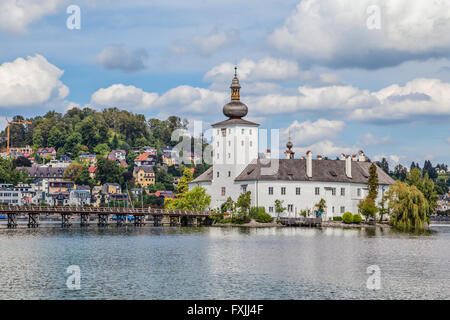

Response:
(0, 205), (209, 216)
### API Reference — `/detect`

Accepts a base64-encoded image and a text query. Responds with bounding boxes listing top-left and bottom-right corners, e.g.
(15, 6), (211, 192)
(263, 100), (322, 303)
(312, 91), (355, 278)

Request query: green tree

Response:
(236, 191), (252, 220)
(358, 198), (378, 221)
(165, 186), (211, 212)
(386, 181), (429, 232)
(275, 199), (286, 218)
(33, 128), (44, 149)
(315, 198), (327, 213)
(47, 126), (65, 149)
(96, 157), (125, 186)
(177, 167), (194, 194)
(93, 143), (110, 155)
(422, 173), (439, 212)
(368, 163), (379, 201)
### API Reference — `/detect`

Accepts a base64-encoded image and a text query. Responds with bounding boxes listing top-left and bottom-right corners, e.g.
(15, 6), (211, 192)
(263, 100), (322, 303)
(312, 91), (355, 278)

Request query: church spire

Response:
(230, 66), (241, 101)
(285, 130), (295, 159)
(223, 66), (248, 119)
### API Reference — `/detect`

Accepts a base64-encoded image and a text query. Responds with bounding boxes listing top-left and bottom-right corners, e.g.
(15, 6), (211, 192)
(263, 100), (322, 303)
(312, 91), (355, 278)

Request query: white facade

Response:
(210, 123), (259, 208)
(189, 72), (393, 219)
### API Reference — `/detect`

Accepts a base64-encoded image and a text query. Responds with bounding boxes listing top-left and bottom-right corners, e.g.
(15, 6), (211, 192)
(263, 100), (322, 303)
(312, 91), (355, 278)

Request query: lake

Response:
(0, 224), (448, 299)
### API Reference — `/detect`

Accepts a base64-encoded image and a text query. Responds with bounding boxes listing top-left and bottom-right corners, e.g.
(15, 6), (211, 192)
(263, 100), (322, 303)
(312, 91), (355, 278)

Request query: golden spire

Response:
(230, 66), (241, 101)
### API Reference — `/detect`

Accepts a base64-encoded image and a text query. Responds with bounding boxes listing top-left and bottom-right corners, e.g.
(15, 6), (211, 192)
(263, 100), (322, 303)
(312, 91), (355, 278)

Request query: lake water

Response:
(0, 224), (448, 300)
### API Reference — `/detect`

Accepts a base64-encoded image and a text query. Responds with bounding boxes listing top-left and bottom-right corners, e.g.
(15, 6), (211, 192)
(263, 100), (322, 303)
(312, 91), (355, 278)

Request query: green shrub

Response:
(333, 216), (342, 221)
(249, 207), (274, 223)
(352, 214), (362, 224)
(342, 212), (353, 224)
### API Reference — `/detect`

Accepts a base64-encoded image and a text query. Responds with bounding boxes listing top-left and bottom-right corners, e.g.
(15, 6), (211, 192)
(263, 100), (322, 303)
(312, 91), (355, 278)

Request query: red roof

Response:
(89, 166), (97, 173)
(135, 152), (152, 161)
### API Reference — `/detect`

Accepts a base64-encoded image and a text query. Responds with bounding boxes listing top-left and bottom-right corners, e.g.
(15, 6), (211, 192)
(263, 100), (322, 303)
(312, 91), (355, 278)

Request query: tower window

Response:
(315, 187), (320, 195)
(217, 171), (219, 178)
(221, 187), (226, 196)
(341, 188), (345, 196)
(241, 140), (244, 146)
(296, 187), (301, 195)
(241, 129), (245, 134)
(281, 187), (286, 195)
(268, 187), (273, 195)
(228, 141), (231, 147)
(250, 141), (253, 147)
(228, 153), (231, 159)
(250, 129), (252, 135)
(228, 171), (231, 177)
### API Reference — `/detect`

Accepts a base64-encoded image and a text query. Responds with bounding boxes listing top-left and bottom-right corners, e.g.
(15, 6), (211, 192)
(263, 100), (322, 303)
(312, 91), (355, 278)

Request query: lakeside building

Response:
(189, 71), (394, 219)
(0, 184), (23, 205)
(133, 165), (155, 188)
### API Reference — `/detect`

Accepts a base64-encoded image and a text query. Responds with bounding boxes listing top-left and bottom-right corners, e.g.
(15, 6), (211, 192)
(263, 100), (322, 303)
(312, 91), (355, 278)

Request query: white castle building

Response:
(189, 70), (394, 219)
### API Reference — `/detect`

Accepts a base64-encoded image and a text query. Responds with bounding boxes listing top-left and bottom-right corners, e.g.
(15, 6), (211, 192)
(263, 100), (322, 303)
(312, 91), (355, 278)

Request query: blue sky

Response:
(0, 0), (449, 167)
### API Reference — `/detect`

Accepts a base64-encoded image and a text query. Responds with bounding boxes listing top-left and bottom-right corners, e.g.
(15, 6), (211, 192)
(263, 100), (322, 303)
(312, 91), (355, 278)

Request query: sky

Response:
(0, 0), (449, 167)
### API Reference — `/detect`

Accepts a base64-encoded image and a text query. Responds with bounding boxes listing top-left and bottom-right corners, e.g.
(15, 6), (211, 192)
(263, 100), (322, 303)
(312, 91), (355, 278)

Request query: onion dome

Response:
(223, 66), (248, 119)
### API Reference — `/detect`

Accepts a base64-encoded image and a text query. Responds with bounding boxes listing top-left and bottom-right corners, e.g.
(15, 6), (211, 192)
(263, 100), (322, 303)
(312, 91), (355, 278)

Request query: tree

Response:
(392, 164), (407, 181)
(423, 160), (438, 180)
(165, 186), (210, 212)
(368, 163), (379, 201)
(422, 173), (439, 212)
(93, 143), (110, 155)
(236, 191), (252, 220)
(63, 162), (93, 186)
(376, 158), (389, 175)
(33, 128), (44, 149)
(221, 196), (235, 215)
(386, 181), (429, 232)
(47, 127), (65, 149)
(315, 198), (327, 214)
(13, 156), (32, 168)
(274, 199), (286, 218)
(358, 198), (378, 221)
(96, 157), (125, 186)
(407, 168), (423, 190)
(0, 157), (29, 185)
(177, 168), (194, 194)
(110, 134), (119, 149)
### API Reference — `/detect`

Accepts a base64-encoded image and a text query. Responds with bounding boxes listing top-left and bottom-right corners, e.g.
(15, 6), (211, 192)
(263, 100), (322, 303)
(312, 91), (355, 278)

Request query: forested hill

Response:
(1, 107), (189, 158)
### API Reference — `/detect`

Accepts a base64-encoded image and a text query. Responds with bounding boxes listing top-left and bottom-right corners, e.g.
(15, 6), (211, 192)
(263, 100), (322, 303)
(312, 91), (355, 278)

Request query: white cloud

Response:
(292, 140), (355, 157)
(282, 119), (345, 146)
(91, 84), (158, 110)
(359, 132), (391, 146)
(0, 0), (67, 34)
(389, 155), (400, 164)
(269, 0), (450, 69)
(350, 78), (450, 122)
(205, 57), (303, 83)
(192, 30), (239, 56)
(0, 54), (69, 107)
(95, 45), (149, 73)
(91, 84), (227, 116)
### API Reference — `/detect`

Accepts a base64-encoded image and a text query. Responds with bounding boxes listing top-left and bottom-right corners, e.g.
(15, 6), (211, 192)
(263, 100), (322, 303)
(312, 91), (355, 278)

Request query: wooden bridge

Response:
(0, 205), (210, 228)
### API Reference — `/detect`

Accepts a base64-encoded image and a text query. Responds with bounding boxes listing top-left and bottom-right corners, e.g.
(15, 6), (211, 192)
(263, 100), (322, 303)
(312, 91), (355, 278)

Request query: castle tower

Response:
(210, 67), (259, 205)
(284, 133), (295, 159)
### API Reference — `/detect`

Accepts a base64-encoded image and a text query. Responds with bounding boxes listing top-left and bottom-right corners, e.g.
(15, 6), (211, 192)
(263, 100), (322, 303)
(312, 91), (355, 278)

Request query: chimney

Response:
(340, 153), (346, 160)
(358, 150), (366, 162)
(266, 149), (271, 159)
(345, 155), (352, 178)
(317, 155), (322, 160)
(306, 150), (312, 178)
(352, 154), (357, 162)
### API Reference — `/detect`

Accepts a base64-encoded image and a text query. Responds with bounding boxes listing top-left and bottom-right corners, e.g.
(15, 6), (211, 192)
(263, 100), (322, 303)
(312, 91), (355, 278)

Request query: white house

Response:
(189, 71), (394, 219)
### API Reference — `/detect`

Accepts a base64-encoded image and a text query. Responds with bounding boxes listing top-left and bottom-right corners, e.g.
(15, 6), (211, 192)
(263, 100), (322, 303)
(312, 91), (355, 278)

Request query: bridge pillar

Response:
(170, 216), (180, 226)
(7, 213), (17, 228)
(116, 215), (126, 227)
(134, 215), (145, 226)
(98, 214), (109, 227)
(153, 215), (162, 226)
(61, 214), (72, 227)
(28, 213), (40, 228)
(80, 213), (89, 227)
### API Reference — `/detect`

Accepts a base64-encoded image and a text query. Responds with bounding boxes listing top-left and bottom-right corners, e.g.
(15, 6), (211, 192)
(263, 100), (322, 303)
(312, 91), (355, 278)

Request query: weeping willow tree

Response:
(386, 181), (429, 232)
